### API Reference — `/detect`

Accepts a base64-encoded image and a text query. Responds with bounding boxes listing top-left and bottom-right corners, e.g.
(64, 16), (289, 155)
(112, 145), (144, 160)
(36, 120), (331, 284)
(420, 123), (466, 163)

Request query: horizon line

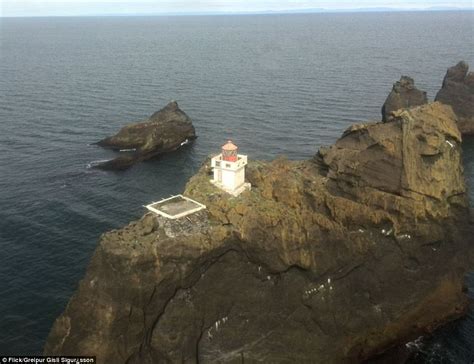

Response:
(1, 7), (473, 18)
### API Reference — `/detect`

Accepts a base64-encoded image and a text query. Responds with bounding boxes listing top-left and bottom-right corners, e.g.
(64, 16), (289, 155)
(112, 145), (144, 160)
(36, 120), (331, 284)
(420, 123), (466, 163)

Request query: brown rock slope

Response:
(45, 102), (473, 363)
(96, 101), (196, 170)
(435, 61), (474, 136)
(381, 76), (428, 122)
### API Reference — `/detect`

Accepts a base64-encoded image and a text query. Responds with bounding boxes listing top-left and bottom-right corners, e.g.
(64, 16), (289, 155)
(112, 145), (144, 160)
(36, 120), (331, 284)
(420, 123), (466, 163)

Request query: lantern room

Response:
(222, 140), (238, 162)
(210, 140), (251, 196)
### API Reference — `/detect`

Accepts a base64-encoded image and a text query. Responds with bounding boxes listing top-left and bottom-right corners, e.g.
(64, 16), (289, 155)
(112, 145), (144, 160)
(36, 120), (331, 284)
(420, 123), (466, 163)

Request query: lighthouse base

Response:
(210, 180), (251, 197)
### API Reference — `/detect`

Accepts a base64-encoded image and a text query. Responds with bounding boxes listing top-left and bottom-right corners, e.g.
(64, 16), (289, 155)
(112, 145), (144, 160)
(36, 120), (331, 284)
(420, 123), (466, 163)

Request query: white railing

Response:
(211, 154), (247, 170)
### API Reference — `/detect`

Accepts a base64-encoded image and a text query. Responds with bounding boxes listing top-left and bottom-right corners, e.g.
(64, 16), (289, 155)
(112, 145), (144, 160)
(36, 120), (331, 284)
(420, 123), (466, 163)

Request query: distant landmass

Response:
(227, 7), (473, 14)
(1, 6), (472, 18)
(65, 7), (474, 17)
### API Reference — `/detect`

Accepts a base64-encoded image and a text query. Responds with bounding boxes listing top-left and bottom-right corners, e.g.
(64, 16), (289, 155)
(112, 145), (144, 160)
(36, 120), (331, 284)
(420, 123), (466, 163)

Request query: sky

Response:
(1, 0), (472, 17)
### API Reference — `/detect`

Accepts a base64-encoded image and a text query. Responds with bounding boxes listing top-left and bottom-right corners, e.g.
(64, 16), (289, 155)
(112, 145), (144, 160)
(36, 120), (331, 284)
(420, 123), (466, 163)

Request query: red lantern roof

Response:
(222, 140), (238, 151)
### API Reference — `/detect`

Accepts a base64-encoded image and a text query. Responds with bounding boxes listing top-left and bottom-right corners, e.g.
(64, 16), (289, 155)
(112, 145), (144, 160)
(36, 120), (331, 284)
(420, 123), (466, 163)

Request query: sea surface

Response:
(0, 11), (473, 361)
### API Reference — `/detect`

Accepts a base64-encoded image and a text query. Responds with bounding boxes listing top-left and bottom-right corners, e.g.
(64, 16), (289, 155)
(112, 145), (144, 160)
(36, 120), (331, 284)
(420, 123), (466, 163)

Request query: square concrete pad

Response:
(145, 195), (206, 219)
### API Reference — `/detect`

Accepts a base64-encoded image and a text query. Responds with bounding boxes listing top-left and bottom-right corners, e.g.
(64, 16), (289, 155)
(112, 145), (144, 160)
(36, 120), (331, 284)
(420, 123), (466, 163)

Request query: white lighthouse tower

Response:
(210, 140), (251, 196)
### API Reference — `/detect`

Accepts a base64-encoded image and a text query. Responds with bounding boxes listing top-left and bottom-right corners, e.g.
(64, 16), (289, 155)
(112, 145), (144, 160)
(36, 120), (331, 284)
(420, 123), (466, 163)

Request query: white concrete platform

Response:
(145, 194), (206, 219)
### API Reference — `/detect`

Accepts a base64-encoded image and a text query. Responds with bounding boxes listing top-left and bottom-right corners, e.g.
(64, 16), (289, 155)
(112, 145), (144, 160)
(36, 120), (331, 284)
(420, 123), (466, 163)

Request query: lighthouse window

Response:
(215, 161), (220, 167)
(226, 163), (231, 168)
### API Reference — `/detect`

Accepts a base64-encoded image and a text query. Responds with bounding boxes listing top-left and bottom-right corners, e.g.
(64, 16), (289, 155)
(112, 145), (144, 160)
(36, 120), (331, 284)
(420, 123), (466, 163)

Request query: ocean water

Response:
(0, 12), (473, 361)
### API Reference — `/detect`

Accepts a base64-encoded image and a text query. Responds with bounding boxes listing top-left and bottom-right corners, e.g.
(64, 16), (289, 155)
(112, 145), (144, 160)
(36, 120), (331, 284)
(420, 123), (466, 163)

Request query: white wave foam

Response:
(86, 159), (111, 168)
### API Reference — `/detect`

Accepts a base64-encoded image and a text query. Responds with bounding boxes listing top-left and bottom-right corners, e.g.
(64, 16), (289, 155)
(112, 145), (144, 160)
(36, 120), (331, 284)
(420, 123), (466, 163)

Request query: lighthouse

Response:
(210, 140), (251, 196)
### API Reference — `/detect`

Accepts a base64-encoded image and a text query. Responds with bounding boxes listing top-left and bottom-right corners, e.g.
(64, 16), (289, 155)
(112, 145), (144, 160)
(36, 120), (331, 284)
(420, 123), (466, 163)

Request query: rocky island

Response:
(95, 101), (196, 170)
(45, 100), (473, 363)
(381, 76), (427, 122)
(382, 61), (473, 136)
(435, 61), (474, 136)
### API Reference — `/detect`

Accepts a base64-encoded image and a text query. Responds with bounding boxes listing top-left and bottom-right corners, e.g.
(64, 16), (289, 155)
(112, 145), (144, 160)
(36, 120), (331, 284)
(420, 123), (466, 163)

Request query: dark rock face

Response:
(96, 101), (196, 170)
(381, 76), (428, 122)
(45, 103), (473, 363)
(435, 61), (474, 135)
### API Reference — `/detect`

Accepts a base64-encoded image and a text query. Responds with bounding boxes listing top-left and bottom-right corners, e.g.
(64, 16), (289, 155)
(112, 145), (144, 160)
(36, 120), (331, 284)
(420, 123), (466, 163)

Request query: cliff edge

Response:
(45, 102), (473, 363)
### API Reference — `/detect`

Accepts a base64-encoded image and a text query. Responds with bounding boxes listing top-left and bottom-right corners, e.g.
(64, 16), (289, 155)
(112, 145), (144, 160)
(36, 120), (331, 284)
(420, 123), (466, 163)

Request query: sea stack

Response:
(45, 102), (473, 363)
(435, 61), (474, 135)
(95, 101), (196, 170)
(381, 76), (428, 122)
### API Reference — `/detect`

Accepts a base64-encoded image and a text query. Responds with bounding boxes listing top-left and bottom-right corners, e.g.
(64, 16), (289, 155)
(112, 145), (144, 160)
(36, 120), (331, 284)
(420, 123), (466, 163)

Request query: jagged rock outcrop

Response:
(45, 102), (473, 363)
(95, 101), (196, 170)
(381, 76), (428, 122)
(435, 61), (474, 135)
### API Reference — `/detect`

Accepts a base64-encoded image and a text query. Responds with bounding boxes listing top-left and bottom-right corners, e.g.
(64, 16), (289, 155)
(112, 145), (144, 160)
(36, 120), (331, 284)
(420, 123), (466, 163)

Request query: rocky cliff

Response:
(435, 61), (474, 136)
(45, 102), (473, 363)
(381, 76), (427, 122)
(96, 101), (196, 170)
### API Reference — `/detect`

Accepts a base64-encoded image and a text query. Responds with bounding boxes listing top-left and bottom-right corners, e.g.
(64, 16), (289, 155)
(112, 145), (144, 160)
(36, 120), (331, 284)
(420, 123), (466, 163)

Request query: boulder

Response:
(381, 76), (428, 122)
(435, 61), (474, 135)
(96, 101), (196, 170)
